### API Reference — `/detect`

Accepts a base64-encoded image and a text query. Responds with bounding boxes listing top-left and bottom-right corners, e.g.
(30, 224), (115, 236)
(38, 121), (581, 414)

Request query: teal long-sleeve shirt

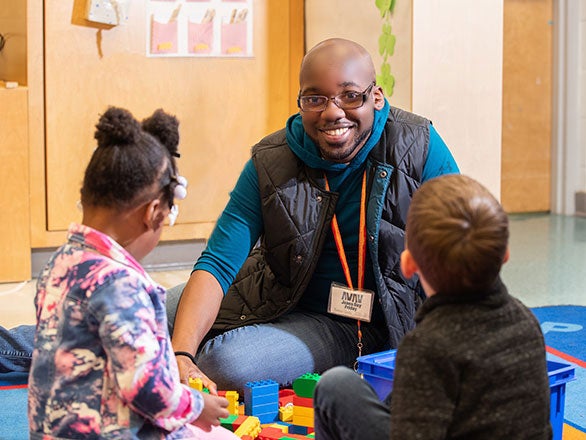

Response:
(194, 124), (459, 312)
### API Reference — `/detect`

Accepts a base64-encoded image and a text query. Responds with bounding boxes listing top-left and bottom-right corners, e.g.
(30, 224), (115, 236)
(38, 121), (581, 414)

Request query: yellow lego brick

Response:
(279, 405), (293, 422)
(188, 377), (203, 391)
(234, 416), (261, 438)
(225, 390), (240, 415)
(292, 414), (314, 428)
(292, 406), (314, 418)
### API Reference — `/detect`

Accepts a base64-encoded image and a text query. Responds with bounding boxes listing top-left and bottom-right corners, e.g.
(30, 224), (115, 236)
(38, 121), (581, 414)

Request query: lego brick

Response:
(258, 427), (287, 440)
(279, 405), (293, 422)
(255, 410), (280, 424)
(278, 389), (295, 407)
(232, 415), (249, 430)
(245, 379), (279, 396)
(292, 405), (313, 418)
(246, 392), (280, 406)
(292, 395), (313, 408)
(278, 435), (314, 440)
(234, 416), (261, 438)
(188, 377), (203, 391)
(225, 390), (240, 415)
(288, 424), (312, 435)
(292, 373), (320, 398)
(219, 413), (238, 431)
(292, 414), (314, 428)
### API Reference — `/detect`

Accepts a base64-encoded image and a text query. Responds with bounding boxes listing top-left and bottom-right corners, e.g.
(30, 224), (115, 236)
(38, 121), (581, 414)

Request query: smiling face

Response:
(298, 39), (385, 163)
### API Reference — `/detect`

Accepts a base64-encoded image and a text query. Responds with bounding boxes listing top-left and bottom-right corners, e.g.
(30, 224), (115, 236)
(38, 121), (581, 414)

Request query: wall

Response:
(305, 0), (412, 111)
(0, 0), (27, 85)
(27, 0), (303, 250)
(412, 0), (504, 198)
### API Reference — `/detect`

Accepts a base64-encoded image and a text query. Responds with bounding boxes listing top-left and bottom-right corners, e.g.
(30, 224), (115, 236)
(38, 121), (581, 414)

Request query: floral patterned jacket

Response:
(28, 223), (203, 439)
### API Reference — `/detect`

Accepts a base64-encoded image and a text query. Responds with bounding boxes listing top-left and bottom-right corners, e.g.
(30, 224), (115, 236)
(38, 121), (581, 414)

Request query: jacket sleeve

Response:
(90, 274), (204, 431)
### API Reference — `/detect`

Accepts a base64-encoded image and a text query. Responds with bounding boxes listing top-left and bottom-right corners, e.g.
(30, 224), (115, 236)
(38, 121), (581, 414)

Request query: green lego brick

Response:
(292, 373), (321, 398)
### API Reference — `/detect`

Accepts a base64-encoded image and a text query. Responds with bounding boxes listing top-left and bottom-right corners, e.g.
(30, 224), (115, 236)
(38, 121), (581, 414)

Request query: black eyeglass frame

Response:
(297, 82), (376, 112)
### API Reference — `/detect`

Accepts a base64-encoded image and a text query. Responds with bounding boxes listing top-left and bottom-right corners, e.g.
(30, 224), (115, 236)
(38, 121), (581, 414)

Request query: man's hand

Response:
(176, 354), (218, 395)
(190, 392), (229, 432)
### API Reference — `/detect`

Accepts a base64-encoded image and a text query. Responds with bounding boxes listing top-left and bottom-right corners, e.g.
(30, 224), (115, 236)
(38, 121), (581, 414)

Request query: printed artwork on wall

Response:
(147, 0), (253, 57)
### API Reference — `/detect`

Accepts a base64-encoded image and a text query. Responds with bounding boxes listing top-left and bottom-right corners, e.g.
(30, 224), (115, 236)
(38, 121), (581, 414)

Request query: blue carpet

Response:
(0, 372), (29, 440)
(0, 306), (584, 439)
(533, 305), (586, 435)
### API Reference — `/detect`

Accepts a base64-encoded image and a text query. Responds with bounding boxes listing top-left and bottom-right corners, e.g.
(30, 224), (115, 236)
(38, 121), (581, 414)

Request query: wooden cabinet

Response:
(0, 87), (31, 282)
(42, 0), (303, 241)
(0, 0), (304, 282)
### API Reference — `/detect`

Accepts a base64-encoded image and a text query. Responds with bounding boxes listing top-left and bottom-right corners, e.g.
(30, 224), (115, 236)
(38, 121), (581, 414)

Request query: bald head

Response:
(299, 38), (376, 85)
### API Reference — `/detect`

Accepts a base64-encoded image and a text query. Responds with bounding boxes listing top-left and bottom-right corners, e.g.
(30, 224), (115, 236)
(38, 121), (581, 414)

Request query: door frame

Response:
(551, 0), (582, 215)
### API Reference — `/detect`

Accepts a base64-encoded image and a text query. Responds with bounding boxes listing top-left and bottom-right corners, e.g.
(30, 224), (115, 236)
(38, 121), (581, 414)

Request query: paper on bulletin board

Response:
(147, 0), (253, 58)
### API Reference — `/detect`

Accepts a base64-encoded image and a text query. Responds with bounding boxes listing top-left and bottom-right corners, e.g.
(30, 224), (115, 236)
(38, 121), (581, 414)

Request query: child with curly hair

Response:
(27, 107), (238, 439)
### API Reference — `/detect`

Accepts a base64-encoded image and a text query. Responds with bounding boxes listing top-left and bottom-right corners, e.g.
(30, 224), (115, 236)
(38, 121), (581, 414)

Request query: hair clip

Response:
(168, 204), (179, 227)
(174, 175), (188, 200)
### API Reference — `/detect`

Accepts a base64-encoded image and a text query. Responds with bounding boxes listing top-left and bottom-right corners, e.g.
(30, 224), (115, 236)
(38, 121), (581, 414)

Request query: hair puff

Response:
(142, 109), (180, 157)
(94, 107), (142, 148)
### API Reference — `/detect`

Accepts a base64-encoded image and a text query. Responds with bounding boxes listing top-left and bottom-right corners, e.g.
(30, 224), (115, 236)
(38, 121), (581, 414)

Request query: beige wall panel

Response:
(305, 0), (412, 111)
(501, 0), (552, 213)
(28, 0), (66, 247)
(44, 0), (302, 239)
(0, 0), (27, 85)
(0, 87), (31, 281)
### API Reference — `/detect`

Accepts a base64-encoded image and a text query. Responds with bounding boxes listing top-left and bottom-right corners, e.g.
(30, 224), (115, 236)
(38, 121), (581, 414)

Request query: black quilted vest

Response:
(212, 107), (429, 347)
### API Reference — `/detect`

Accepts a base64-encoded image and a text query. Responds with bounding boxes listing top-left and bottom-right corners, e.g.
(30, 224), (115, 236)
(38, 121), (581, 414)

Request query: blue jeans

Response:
(0, 324), (35, 373)
(166, 283), (389, 393)
(313, 366), (391, 440)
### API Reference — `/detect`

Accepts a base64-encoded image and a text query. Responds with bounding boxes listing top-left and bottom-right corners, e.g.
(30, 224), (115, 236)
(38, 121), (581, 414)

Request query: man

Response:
(168, 37), (459, 393)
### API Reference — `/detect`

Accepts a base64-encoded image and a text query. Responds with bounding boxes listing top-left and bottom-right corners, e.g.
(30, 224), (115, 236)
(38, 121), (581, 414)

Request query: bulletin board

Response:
(147, 0), (254, 57)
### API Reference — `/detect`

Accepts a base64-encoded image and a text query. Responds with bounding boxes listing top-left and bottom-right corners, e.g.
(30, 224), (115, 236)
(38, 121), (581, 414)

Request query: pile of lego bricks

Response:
(190, 372), (321, 439)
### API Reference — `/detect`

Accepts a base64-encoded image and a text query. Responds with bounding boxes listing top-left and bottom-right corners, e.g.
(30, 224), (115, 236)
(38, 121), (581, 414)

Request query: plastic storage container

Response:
(547, 359), (576, 440)
(356, 350), (576, 440)
(356, 349), (396, 400)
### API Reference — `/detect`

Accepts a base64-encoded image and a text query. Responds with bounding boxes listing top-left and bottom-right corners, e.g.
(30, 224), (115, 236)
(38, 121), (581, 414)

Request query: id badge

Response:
(327, 282), (374, 322)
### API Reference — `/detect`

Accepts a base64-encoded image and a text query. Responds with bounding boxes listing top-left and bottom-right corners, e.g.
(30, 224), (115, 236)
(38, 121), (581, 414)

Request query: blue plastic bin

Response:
(356, 349), (396, 400)
(547, 359), (576, 440)
(357, 350), (576, 439)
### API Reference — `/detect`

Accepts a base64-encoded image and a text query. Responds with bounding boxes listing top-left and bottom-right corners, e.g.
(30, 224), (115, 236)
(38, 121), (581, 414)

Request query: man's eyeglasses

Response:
(297, 82), (376, 112)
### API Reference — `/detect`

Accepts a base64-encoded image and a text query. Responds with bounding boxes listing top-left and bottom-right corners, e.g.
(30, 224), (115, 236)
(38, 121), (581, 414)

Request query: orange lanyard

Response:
(324, 170), (367, 358)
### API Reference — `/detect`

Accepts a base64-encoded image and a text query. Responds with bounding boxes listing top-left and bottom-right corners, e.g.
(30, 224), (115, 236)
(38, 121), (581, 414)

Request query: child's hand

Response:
(176, 355), (218, 395)
(191, 392), (229, 432)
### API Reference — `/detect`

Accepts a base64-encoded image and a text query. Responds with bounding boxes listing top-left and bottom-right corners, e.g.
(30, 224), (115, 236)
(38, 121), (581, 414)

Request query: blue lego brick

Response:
(245, 392), (279, 406)
(255, 411), (280, 424)
(244, 379), (279, 395)
(244, 379), (279, 410)
(288, 424), (312, 435)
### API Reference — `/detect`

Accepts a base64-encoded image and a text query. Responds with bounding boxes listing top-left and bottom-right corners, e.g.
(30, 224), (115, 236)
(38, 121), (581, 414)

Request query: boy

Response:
(313, 174), (552, 439)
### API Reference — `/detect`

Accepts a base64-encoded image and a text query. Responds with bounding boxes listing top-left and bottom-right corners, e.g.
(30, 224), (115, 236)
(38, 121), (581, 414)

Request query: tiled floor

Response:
(501, 213), (586, 308)
(0, 269), (192, 329)
(0, 213), (585, 329)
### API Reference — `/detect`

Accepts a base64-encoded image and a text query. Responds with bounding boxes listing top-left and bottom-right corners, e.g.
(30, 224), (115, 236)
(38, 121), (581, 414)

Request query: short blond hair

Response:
(406, 174), (509, 294)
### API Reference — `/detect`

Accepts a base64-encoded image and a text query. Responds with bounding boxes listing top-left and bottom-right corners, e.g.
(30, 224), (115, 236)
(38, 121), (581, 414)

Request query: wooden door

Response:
(501, 0), (553, 213)
(42, 0), (304, 242)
